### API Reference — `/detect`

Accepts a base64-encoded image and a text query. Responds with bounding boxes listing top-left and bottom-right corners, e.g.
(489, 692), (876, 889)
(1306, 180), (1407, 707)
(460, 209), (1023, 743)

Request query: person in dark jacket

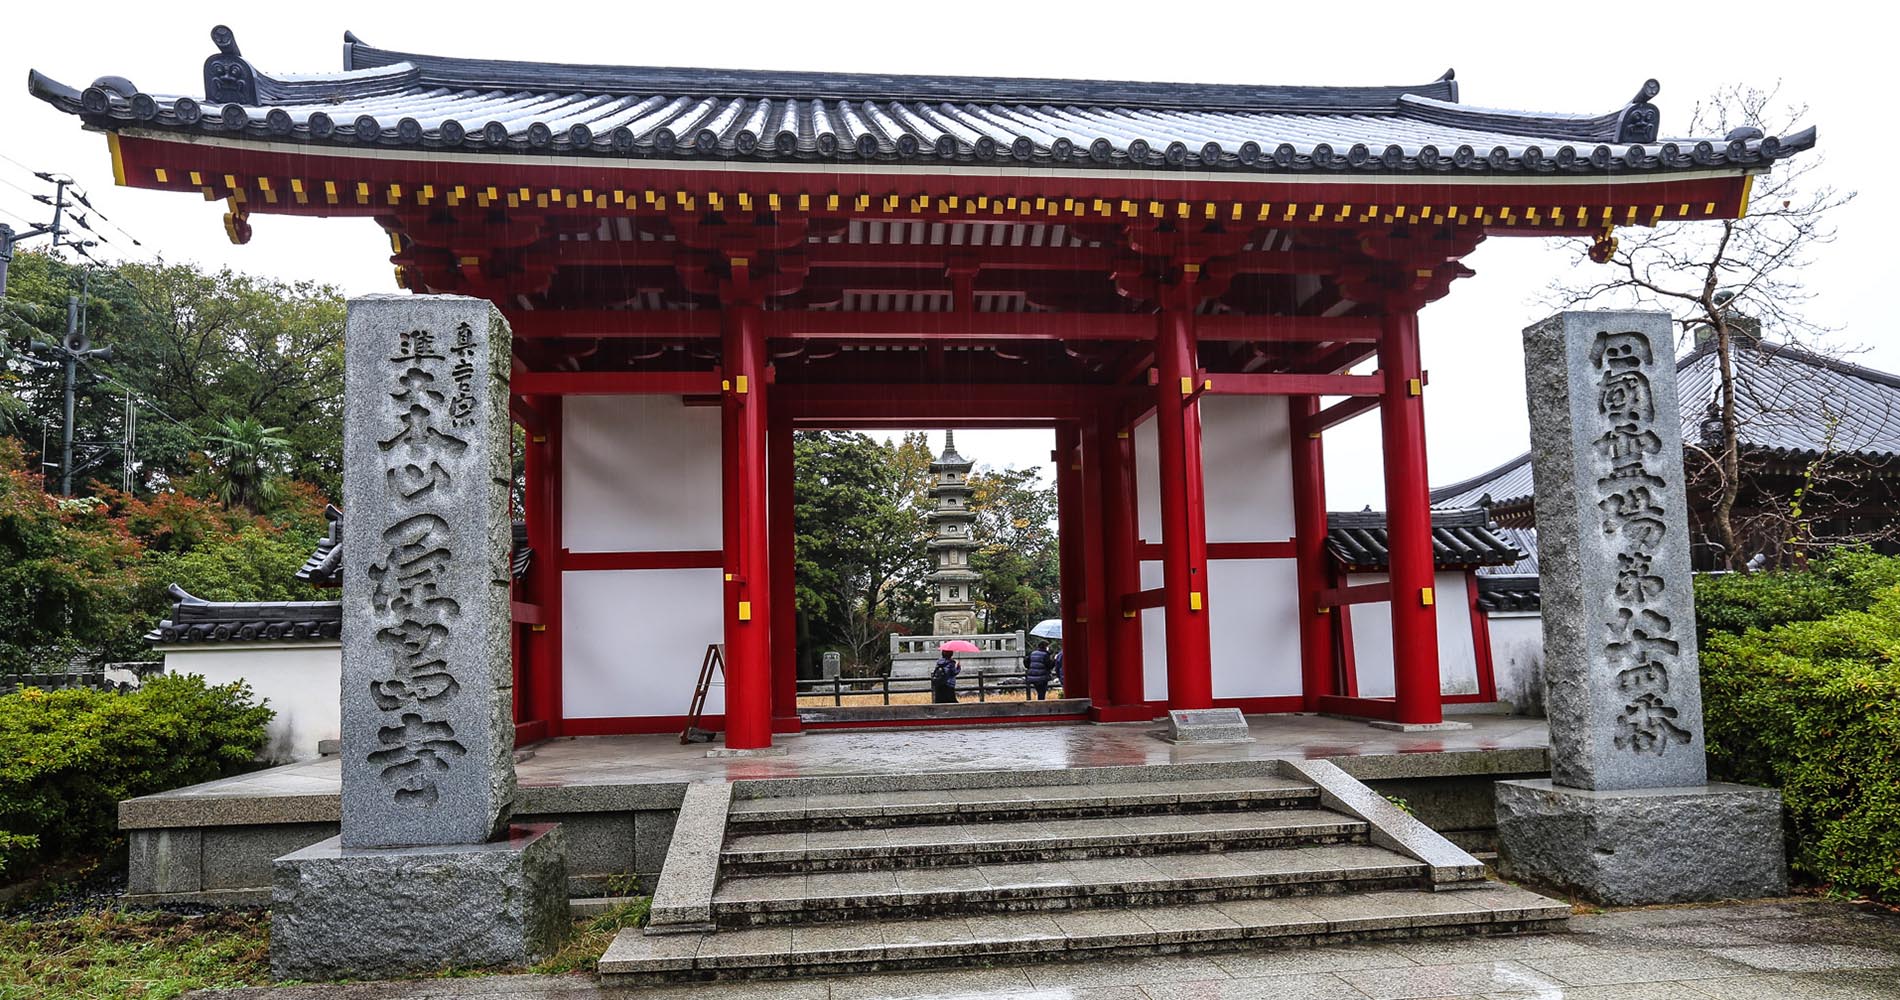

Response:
(931, 649), (961, 703)
(1025, 641), (1054, 700)
(1050, 645), (1064, 694)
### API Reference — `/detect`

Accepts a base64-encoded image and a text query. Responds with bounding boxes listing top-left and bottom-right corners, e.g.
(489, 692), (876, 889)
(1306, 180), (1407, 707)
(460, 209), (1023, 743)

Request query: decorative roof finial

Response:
(204, 25), (258, 106)
(1616, 79), (1661, 144)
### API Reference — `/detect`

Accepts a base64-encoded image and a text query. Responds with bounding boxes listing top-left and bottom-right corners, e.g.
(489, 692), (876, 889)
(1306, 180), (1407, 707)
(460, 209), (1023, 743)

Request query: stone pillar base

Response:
(271, 823), (569, 980)
(1495, 779), (1786, 905)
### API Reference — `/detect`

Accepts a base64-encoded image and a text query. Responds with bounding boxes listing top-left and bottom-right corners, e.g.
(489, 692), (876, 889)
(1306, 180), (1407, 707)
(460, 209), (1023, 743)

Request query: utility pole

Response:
(0, 174), (97, 298)
(26, 294), (114, 495)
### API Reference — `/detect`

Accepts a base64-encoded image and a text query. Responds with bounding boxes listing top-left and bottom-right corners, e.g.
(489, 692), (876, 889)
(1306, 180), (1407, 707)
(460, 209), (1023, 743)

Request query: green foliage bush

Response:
(0, 674), (272, 878)
(1694, 548), (1900, 640)
(1699, 562), (1900, 903)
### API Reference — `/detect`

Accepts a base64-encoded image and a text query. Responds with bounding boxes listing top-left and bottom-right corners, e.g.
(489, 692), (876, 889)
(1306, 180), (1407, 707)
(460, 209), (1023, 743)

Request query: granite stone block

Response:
(1160, 708), (1254, 744)
(340, 294), (516, 848)
(647, 782), (731, 928)
(1521, 310), (1706, 791)
(201, 823), (335, 890)
(128, 827), (201, 895)
(1495, 778), (1788, 904)
(270, 823), (568, 980)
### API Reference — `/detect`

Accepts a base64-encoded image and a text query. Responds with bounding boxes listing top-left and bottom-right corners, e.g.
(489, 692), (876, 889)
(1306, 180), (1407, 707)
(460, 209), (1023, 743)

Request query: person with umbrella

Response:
(934, 640), (976, 703)
(1025, 641), (1055, 700)
(1029, 619), (1064, 698)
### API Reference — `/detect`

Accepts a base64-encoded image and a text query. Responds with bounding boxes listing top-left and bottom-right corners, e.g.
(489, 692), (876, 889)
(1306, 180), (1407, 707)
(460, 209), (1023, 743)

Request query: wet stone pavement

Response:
(196, 899), (1900, 998)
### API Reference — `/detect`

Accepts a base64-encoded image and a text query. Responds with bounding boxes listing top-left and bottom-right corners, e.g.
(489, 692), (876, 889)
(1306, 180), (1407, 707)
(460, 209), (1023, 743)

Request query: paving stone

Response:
(1023, 954), (1235, 989)
(1299, 889), (1490, 933)
(1212, 897), (1328, 939)
(1337, 958), (1566, 998)
(879, 918), (980, 959)
(597, 927), (700, 973)
(1381, 930), (1600, 963)
(788, 921), (886, 965)
(1052, 909), (1158, 948)
(1522, 947), (1759, 985)
(827, 967), (1036, 1000)
(963, 913), (1067, 953)
(693, 926), (793, 970)
(1680, 969), (1900, 1000)
(1481, 984), (1719, 999)
(1708, 943), (1900, 973)
(1141, 972), (1370, 1000)
(1136, 904), (1246, 943)
(1213, 941), (1415, 977)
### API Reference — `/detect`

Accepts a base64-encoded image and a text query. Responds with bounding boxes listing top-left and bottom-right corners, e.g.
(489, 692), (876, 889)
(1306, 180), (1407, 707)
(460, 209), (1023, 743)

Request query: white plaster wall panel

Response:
(1487, 612), (1547, 715)
(159, 643), (342, 763)
(1140, 561), (1167, 701)
(1200, 395), (1294, 543)
(1208, 559), (1302, 698)
(1133, 417), (1161, 541)
(1346, 572), (1397, 698)
(1344, 570), (1481, 698)
(563, 568), (725, 719)
(1434, 572), (1481, 696)
(563, 395), (722, 553)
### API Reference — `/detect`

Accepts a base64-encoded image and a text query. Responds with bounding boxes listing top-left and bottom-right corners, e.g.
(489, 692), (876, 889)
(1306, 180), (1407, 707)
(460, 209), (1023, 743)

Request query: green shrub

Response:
(1700, 582), (1900, 903)
(0, 674), (272, 878)
(1694, 548), (1900, 641)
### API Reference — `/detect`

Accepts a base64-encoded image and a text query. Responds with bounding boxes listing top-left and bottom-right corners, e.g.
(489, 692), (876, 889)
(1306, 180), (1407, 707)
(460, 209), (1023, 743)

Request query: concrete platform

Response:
(117, 714), (1551, 907)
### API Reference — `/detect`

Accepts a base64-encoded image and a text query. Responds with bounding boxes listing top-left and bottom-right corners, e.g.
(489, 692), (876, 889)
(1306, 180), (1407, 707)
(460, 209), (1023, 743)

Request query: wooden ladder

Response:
(680, 643), (726, 744)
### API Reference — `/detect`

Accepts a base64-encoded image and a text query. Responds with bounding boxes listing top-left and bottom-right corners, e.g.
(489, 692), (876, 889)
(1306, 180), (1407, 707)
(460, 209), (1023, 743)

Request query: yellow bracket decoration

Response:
(1588, 224), (1618, 264)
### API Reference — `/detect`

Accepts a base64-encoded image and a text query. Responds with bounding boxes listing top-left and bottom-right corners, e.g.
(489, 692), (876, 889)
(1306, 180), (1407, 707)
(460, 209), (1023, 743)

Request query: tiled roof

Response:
(27, 26), (1812, 178)
(1326, 507), (1525, 572)
(1475, 574), (1542, 613)
(1431, 339), (1900, 512)
(298, 505), (531, 587)
(146, 584), (342, 644)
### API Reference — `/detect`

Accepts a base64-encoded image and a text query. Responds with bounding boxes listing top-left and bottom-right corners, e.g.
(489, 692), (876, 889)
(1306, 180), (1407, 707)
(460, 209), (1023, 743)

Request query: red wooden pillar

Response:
(521, 396), (563, 739)
(1153, 294), (1214, 710)
(1053, 424), (1088, 701)
(1289, 395), (1335, 712)
(1098, 408), (1146, 718)
(720, 293), (773, 750)
(1076, 418), (1112, 708)
(1378, 304), (1442, 725)
(768, 418), (802, 733)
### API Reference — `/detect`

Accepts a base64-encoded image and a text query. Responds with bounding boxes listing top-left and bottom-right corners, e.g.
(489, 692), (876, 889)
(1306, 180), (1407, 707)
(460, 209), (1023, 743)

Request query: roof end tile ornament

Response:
(204, 25), (258, 106)
(1615, 79), (1661, 144)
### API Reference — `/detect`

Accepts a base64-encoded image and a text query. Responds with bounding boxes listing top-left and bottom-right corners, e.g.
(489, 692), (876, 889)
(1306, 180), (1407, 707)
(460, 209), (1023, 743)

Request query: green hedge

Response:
(1700, 576), (1900, 903)
(1694, 549), (1900, 641)
(0, 675), (272, 878)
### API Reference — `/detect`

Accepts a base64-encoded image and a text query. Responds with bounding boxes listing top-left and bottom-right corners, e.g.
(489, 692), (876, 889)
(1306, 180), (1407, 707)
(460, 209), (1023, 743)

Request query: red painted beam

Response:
(505, 310), (1381, 346)
(778, 382), (1134, 420)
(562, 549), (724, 571)
(1301, 395), (1383, 435)
(512, 371), (722, 395)
(1318, 582), (1392, 607)
(1204, 372), (1383, 396)
(1378, 306), (1443, 726)
(1136, 540), (1296, 560)
(510, 601), (544, 625)
(509, 395), (548, 434)
(516, 241), (1348, 276)
(1121, 587), (1169, 613)
(1315, 694), (1399, 722)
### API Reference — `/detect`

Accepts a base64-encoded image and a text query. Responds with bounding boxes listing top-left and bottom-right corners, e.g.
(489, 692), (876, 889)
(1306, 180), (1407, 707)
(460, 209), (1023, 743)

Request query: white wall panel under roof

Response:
(1209, 559), (1303, 699)
(562, 568), (724, 719)
(1201, 395), (1294, 543)
(1133, 417), (1166, 702)
(563, 395), (721, 553)
(1346, 570), (1480, 699)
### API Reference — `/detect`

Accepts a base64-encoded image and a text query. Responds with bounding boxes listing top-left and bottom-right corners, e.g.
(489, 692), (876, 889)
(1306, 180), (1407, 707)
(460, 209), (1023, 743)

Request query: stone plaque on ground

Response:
(1519, 309), (1705, 791)
(1496, 310), (1784, 906)
(339, 294), (517, 848)
(1160, 707), (1253, 743)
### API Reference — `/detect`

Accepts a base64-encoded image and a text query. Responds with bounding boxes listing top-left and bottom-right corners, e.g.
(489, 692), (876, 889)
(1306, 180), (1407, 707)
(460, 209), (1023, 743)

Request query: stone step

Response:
(721, 808), (1368, 874)
(726, 776), (1320, 831)
(711, 843), (1429, 926)
(600, 883), (1570, 983)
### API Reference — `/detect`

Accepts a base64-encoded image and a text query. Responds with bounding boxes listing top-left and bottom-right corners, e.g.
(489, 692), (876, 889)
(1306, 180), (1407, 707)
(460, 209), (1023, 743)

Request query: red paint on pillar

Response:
(1076, 418), (1112, 709)
(1378, 306), (1442, 725)
(523, 397), (563, 737)
(722, 303), (774, 750)
(1289, 395), (1336, 711)
(1053, 424), (1088, 701)
(768, 419), (803, 733)
(1153, 304), (1214, 710)
(1099, 409), (1146, 713)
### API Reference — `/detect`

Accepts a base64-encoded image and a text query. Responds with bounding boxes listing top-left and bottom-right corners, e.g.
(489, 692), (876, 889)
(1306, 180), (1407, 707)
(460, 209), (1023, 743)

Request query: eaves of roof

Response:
(27, 26), (1813, 179)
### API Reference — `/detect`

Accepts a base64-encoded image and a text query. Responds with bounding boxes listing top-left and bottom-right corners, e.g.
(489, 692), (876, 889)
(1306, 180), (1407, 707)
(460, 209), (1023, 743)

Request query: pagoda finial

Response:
(943, 429), (956, 454)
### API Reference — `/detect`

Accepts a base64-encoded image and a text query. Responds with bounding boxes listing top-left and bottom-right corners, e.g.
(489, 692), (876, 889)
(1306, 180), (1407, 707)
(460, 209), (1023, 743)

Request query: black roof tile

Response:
(1325, 507), (1525, 572)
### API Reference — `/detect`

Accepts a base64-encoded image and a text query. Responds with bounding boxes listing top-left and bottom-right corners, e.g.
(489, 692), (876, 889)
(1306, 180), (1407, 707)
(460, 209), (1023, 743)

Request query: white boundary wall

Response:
(561, 395), (725, 720)
(157, 642), (341, 763)
(1486, 611), (1546, 715)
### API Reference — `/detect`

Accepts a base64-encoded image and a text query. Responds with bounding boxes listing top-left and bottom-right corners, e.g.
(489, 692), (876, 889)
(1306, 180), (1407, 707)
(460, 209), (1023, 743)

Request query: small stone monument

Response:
(271, 295), (568, 979)
(821, 651), (843, 679)
(1494, 311), (1785, 904)
(1159, 707), (1254, 744)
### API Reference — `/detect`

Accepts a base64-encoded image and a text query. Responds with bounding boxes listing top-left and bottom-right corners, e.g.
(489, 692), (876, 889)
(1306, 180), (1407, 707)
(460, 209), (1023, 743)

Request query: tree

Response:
(200, 416), (289, 513)
(1548, 84), (1859, 569)
(966, 466), (1060, 635)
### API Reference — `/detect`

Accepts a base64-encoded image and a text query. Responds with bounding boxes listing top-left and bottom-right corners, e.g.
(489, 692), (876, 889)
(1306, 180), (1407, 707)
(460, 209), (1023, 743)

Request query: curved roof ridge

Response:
(1429, 452), (1533, 505)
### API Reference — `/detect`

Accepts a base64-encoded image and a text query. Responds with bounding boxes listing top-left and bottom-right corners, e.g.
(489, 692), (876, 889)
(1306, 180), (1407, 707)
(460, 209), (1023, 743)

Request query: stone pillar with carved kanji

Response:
(270, 295), (567, 980)
(1494, 310), (1785, 905)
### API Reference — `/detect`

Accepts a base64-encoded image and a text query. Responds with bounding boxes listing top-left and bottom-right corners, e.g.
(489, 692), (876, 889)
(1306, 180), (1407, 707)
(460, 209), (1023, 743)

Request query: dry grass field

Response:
(796, 688), (1067, 708)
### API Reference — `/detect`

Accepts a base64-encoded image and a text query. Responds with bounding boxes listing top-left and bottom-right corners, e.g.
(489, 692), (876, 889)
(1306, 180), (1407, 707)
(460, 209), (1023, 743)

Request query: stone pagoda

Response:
(889, 432), (1026, 679)
(926, 431), (981, 636)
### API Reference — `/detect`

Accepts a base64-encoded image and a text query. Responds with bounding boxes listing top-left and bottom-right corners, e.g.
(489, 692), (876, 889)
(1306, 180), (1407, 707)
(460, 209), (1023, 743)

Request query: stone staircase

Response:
(600, 760), (1567, 984)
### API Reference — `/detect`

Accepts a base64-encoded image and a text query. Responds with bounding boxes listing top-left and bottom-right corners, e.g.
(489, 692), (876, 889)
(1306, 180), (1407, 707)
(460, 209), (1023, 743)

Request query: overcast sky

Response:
(2, 1), (1888, 506)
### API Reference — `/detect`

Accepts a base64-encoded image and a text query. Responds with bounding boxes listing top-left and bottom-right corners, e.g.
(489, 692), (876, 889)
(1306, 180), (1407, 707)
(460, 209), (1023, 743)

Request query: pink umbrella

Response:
(939, 640), (980, 653)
